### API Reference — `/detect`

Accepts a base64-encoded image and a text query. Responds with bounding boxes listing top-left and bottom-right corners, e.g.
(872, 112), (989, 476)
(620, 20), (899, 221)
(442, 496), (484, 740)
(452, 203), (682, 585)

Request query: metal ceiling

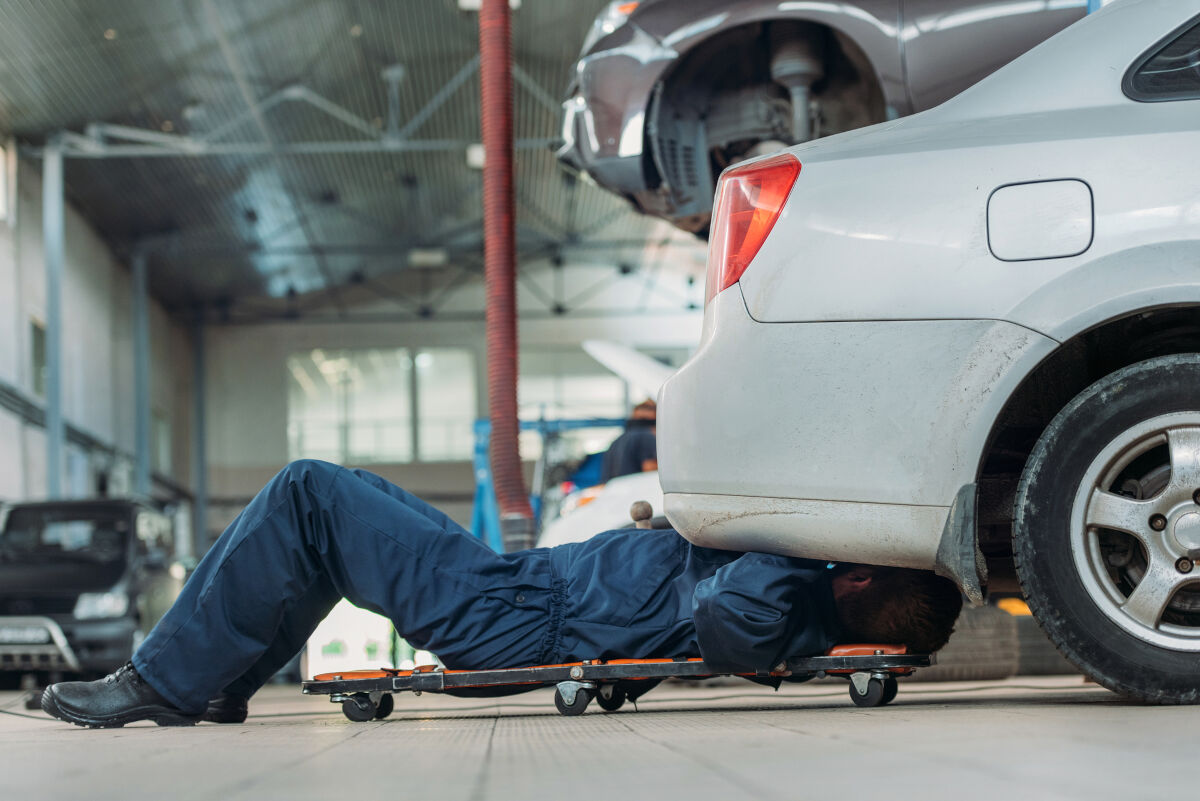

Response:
(0, 0), (703, 321)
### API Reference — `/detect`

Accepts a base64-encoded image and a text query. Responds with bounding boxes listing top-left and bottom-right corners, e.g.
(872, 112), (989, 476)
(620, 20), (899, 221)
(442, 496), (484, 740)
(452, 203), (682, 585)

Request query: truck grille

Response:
(0, 650), (73, 669)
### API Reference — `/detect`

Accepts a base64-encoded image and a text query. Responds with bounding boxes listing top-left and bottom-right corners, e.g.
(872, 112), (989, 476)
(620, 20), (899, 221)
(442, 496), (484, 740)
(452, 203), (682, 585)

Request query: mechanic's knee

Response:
(347, 466), (386, 488)
(278, 459), (341, 492)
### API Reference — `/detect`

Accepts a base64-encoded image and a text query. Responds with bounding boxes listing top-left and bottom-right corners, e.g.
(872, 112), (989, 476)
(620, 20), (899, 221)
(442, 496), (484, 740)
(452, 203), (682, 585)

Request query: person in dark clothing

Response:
(600, 399), (658, 483)
(41, 460), (962, 728)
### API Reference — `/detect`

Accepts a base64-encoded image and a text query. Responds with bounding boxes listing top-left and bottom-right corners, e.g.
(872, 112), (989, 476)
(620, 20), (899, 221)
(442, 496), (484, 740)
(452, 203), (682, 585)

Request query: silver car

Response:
(558, 0), (1086, 234)
(658, 0), (1200, 702)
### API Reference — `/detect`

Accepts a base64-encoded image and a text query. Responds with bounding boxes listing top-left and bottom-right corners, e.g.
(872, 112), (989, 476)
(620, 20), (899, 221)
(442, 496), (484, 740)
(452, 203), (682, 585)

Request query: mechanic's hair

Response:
(631, 399), (657, 420)
(833, 566), (963, 654)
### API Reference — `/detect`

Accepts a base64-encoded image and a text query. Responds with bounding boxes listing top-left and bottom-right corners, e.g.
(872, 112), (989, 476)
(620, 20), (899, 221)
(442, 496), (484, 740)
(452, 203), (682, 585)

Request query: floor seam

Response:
(466, 714), (499, 801)
(610, 714), (786, 801)
(187, 720), (380, 800)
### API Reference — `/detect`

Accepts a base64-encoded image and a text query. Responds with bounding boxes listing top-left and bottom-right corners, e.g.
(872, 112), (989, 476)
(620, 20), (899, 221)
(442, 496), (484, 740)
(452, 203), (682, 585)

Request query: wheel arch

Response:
(974, 303), (1200, 586)
(645, 13), (897, 230)
(648, 3), (905, 112)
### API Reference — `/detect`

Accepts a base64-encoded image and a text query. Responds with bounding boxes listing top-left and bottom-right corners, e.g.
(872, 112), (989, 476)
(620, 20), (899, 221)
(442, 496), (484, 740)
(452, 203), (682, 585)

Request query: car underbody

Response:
(645, 23), (887, 234)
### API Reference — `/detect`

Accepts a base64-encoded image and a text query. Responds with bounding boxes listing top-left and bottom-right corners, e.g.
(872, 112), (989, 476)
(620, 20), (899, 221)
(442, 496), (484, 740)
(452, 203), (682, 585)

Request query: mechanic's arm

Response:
(691, 554), (836, 673)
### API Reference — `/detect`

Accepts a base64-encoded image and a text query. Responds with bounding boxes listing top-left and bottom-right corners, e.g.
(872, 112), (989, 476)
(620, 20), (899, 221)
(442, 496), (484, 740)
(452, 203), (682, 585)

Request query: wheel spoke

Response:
(1120, 561), (1183, 629)
(1086, 489), (1155, 540)
(1167, 427), (1200, 493)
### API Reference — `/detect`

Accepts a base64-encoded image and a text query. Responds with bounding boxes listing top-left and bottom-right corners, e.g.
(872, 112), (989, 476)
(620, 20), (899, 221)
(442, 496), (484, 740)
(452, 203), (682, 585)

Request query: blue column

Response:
(133, 247), (151, 498)
(1087, 0), (1103, 13)
(42, 136), (64, 498)
(191, 313), (207, 558)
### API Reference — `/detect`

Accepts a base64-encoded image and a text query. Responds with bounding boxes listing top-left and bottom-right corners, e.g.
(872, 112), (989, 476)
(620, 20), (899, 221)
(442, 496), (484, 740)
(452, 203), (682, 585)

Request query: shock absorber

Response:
(769, 25), (824, 143)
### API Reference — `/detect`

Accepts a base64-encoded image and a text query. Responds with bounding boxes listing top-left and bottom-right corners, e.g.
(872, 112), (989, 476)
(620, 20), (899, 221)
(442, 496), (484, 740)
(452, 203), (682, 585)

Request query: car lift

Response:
(302, 645), (931, 721)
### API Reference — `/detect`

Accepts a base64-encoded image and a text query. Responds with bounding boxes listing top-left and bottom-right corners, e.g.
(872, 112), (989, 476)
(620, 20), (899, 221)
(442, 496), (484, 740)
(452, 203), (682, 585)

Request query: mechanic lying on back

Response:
(42, 460), (962, 728)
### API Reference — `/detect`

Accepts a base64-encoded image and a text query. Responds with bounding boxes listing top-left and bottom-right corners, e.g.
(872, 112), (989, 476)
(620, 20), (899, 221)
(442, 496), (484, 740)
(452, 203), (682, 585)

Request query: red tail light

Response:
(705, 154), (801, 305)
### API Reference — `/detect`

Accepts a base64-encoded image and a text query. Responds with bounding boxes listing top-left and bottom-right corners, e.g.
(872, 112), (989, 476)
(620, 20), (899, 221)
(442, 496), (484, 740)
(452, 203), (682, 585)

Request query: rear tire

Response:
(1014, 614), (1079, 676)
(1014, 355), (1200, 704)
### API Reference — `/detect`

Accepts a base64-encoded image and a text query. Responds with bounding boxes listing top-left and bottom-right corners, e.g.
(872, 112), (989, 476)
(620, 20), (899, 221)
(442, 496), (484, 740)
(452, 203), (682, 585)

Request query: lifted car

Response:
(0, 499), (182, 687)
(558, 0), (1085, 235)
(658, 0), (1200, 703)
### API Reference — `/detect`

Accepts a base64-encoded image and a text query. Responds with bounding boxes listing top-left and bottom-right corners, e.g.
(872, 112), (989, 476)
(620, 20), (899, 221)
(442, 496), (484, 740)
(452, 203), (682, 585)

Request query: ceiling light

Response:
(408, 248), (448, 268)
(349, 23), (363, 37)
(103, 28), (118, 40)
(466, 143), (485, 169)
(458, 0), (521, 10)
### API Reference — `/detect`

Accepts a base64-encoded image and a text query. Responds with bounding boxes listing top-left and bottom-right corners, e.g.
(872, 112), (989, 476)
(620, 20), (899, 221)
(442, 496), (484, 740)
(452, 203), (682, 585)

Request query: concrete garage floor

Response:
(1, 677), (1193, 800)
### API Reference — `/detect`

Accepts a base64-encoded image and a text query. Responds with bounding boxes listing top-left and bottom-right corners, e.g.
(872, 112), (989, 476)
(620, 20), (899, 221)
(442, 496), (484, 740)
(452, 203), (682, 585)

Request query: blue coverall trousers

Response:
(132, 460), (551, 714)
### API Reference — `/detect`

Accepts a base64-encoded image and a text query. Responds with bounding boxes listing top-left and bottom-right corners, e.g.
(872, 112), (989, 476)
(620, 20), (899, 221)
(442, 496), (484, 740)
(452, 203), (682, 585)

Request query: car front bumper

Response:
(657, 287), (1056, 569)
(0, 614), (137, 674)
(556, 23), (675, 206)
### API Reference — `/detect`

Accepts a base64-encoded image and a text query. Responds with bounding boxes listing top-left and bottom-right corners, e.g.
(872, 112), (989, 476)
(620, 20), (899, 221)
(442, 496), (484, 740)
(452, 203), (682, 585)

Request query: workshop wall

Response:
(0, 156), (194, 502)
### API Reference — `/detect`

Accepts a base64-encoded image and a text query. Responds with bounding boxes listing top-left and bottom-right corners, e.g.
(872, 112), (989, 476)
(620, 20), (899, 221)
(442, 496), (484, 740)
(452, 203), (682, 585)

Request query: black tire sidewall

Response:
(1014, 354), (1200, 704)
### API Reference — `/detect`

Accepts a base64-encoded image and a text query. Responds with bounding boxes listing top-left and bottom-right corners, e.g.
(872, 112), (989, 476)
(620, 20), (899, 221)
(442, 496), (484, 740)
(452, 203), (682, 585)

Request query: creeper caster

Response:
(554, 681), (595, 716)
(374, 693), (395, 719)
(848, 673), (893, 707)
(597, 685), (627, 712)
(341, 694), (377, 721)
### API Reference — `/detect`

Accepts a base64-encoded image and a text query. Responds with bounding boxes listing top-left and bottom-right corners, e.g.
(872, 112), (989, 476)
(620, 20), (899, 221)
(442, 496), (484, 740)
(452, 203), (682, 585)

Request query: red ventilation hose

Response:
(479, 0), (534, 549)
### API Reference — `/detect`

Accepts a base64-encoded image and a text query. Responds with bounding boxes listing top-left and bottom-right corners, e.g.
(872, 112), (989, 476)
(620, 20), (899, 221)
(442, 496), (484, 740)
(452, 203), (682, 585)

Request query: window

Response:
(287, 347), (477, 464)
(1124, 16), (1200, 101)
(288, 348), (414, 464)
(30, 319), (46, 397)
(137, 511), (174, 555)
(519, 349), (627, 422)
(516, 346), (689, 460)
(0, 141), (7, 223)
(152, 411), (171, 474)
(518, 349), (630, 462)
(415, 349), (477, 461)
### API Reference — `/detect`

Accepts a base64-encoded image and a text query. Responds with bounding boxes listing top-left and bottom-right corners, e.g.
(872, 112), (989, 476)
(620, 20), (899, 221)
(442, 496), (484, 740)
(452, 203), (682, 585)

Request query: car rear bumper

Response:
(657, 286), (1056, 567)
(664, 492), (951, 569)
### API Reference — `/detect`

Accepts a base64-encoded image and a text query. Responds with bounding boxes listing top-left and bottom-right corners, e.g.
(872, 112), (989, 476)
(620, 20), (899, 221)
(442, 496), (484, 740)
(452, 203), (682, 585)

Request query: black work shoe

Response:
(41, 662), (202, 728)
(202, 692), (249, 724)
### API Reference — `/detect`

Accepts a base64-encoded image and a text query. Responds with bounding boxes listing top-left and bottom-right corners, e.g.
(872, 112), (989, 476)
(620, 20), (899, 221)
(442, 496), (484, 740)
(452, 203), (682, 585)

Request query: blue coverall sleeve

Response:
(691, 554), (835, 673)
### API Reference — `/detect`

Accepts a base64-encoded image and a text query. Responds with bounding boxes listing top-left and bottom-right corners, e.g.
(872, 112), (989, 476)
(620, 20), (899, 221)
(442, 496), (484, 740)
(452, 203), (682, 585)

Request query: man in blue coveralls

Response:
(42, 461), (961, 728)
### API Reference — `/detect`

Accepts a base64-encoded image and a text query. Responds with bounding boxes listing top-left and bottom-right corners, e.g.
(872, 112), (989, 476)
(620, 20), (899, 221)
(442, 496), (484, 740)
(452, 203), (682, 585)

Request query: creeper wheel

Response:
(554, 685), (594, 716)
(342, 694), (377, 722)
(597, 686), (626, 712)
(374, 693), (395, 719)
(848, 677), (886, 708)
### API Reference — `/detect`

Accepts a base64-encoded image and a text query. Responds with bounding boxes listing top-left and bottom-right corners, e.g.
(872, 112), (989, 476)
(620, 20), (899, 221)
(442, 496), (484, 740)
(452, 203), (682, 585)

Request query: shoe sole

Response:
(41, 686), (201, 729)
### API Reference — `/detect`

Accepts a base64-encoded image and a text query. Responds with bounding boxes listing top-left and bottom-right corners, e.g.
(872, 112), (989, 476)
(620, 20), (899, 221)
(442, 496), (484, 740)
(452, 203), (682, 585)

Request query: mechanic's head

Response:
(630, 399), (657, 422)
(830, 564), (962, 654)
